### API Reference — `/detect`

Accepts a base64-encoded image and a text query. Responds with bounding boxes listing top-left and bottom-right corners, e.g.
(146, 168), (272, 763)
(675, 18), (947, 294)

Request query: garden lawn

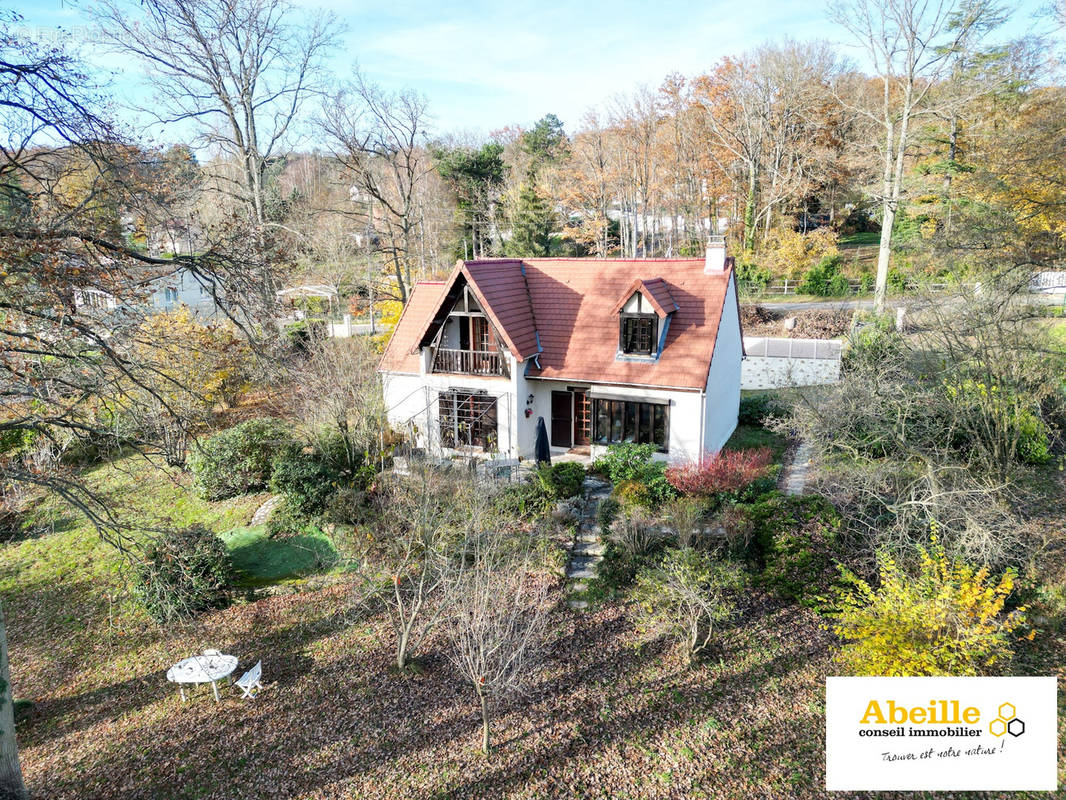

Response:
(725, 423), (789, 463)
(222, 525), (342, 586)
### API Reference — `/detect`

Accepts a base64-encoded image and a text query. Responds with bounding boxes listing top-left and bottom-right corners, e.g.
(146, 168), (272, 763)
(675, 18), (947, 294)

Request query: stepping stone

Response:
(567, 564), (598, 579)
(572, 541), (606, 557)
(567, 599), (589, 610)
(570, 581), (588, 592)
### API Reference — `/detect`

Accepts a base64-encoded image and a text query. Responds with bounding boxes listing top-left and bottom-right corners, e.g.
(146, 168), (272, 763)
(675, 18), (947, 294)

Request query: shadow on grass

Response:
(224, 526), (340, 587)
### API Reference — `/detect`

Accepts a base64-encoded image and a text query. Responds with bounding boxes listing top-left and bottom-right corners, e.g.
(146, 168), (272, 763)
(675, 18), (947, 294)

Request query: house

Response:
(73, 264), (226, 321)
(378, 239), (743, 462)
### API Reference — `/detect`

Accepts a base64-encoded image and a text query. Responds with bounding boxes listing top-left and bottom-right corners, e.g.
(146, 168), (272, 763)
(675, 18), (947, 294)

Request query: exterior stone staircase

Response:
(564, 477), (612, 610)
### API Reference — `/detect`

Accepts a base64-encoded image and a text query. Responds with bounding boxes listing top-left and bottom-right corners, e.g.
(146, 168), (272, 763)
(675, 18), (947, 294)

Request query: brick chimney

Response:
(704, 235), (727, 274)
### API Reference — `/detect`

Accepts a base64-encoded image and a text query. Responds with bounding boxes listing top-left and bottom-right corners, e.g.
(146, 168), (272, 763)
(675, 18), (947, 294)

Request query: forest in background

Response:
(6, 0), (1064, 315)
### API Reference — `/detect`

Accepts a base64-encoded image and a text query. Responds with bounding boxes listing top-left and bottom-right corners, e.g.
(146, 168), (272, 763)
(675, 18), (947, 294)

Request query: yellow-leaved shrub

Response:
(830, 536), (1028, 676)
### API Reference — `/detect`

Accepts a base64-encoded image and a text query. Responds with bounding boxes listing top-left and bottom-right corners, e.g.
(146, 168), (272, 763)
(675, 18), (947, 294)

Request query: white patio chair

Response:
(235, 660), (263, 699)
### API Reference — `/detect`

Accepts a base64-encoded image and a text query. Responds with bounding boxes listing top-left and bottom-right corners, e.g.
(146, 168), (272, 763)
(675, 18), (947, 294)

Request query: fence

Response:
(747, 279), (977, 297)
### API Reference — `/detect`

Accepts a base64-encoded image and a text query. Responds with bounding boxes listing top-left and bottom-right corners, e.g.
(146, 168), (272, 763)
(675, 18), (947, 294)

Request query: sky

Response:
(11, 0), (1058, 144)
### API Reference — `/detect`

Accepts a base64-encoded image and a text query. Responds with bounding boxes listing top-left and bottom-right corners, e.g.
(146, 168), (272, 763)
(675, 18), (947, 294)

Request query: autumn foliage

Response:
(831, 535), (1028, 676)
(665, 447), (773, 497)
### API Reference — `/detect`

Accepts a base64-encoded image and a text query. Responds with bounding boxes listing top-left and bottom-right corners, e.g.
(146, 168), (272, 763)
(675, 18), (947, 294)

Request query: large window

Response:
(620, 314), (657, 355)
(593, 398), (668, 451)
(439, 390), (498, 451)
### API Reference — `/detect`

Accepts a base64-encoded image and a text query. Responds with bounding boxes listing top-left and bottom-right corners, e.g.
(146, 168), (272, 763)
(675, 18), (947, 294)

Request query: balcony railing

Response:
(432, 348), (507, 376)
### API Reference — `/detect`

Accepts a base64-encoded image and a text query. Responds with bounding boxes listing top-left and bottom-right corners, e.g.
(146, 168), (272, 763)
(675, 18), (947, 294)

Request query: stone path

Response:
(565, 477), (612, 610)
(781, 441), (813, 496)
(250, 494), (283, 526)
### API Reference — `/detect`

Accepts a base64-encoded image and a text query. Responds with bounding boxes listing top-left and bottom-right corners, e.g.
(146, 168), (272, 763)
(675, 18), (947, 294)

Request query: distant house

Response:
(73, 264), (225, 321)
(378, 239), (743, 462)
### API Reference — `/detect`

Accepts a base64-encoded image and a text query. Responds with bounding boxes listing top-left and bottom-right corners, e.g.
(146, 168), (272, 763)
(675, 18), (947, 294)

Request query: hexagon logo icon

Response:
(1007, 718), (1025, 737)
(990, 718), (1007, 737)
(998, 703), (1016, 721)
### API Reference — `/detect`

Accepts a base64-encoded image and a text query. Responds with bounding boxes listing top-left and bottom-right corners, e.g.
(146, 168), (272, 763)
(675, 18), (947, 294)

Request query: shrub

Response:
(738, 394), (779, 426)
(270, 436), (377, 521)
(662, 497), (704, 548)
(593, 443), (659, 483)
(757, 227), (839, 280)
(608, 506), (667, 559)
(134, 525), (233, 623)
(595, 443), (677, 509)
(493, 479), (555, 518)
(634, 547), (748, 665)
(270, 442), (339, 518)
(598, 496), (621, 529)
(665, 447), (773, 498)
(1017, 409), (1052, 465)
(798, 254), (850, 297)
(887, 267), (908, 293)
(614, 479), (650, 507)
(830, 536), (1028, 676)
(728, 494), (842, 601)
(190, 418), (293, 500)
(534, 461), (586, 499)
(735, 258), (772, 292)
(323, 485), (373, 525)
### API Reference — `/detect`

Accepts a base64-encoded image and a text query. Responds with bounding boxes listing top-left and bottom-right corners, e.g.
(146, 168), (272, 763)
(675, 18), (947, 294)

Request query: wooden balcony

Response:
(432, 348), (507, 377)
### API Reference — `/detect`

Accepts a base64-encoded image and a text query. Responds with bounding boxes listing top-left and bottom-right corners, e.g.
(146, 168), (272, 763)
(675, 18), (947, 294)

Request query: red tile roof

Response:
(381, 258), (739, 391)
(378, 281), (444, 374)
(409, 261), (540, 359)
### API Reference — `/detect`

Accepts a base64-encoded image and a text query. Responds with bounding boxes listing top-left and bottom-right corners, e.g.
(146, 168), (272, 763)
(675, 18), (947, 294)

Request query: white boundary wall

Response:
(742, 336), (843, 390)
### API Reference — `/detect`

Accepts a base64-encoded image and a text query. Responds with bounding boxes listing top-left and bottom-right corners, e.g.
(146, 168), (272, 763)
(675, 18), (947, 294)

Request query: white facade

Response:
(703, 276), (742, 452)
(381, 274), (743, 463)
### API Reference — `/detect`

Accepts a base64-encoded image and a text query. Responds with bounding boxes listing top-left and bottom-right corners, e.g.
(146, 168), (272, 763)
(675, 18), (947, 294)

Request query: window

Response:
(164, 287), (179, 304)
(620, 314), (657, 355)
(593, 398), (668, 451)
(438, 390), (498, 451)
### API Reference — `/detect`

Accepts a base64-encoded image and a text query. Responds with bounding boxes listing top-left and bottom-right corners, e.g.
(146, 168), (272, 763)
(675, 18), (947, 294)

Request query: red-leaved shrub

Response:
(665, 447), (773, 497)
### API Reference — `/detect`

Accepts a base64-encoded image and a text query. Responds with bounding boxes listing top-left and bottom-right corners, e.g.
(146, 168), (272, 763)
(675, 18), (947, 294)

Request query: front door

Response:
(550, 391), (572, 448)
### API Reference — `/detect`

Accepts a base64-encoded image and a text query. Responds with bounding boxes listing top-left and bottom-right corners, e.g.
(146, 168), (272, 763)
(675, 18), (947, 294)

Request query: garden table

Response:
(166, 653), (238, 702)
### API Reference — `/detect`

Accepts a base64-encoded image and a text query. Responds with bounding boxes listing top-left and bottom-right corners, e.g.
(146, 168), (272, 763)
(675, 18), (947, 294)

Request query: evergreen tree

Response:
(507, 169), (555, 257)
(433, 142), (506, 258)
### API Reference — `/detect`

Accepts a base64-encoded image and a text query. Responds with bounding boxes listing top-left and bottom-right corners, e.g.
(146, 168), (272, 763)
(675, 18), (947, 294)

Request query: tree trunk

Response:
(743, 166), (757, 251)
(479, 691), (491, 755)
(874, 197), (894, 315)
(0, 605), (26, 800)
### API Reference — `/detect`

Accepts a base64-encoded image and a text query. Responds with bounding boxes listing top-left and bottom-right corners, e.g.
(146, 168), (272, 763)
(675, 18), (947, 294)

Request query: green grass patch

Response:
(839, 231), (880, 247)
(725, 424), (789, 463)
(221, 525), (341, 586)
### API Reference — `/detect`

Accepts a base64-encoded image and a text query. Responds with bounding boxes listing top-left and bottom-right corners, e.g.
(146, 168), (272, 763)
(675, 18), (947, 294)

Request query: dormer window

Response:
(619, 292), (659, 356)
(620, 313), (656, 355)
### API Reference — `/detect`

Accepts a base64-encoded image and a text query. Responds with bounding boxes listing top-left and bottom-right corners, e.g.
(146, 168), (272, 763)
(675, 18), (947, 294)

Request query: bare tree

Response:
(444, 532), (549, 755)
(353, 465), (478, 671)
(830, 0), (1005, 312)
(89, 0), (338, 229)
(0, 17), (283, 792)
(634, 547), (747, 666)
(787, 270), (1062, 567)
(321, 73), (435, 303)
(291, 336), (386, 469)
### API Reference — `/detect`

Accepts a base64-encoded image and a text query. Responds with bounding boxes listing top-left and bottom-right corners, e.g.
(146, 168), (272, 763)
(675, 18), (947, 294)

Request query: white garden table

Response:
(166, 653), (238, 702)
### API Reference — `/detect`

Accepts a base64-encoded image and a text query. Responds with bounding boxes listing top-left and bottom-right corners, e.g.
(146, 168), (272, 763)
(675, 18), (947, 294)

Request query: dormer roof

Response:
(610, 277), (678, 318)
